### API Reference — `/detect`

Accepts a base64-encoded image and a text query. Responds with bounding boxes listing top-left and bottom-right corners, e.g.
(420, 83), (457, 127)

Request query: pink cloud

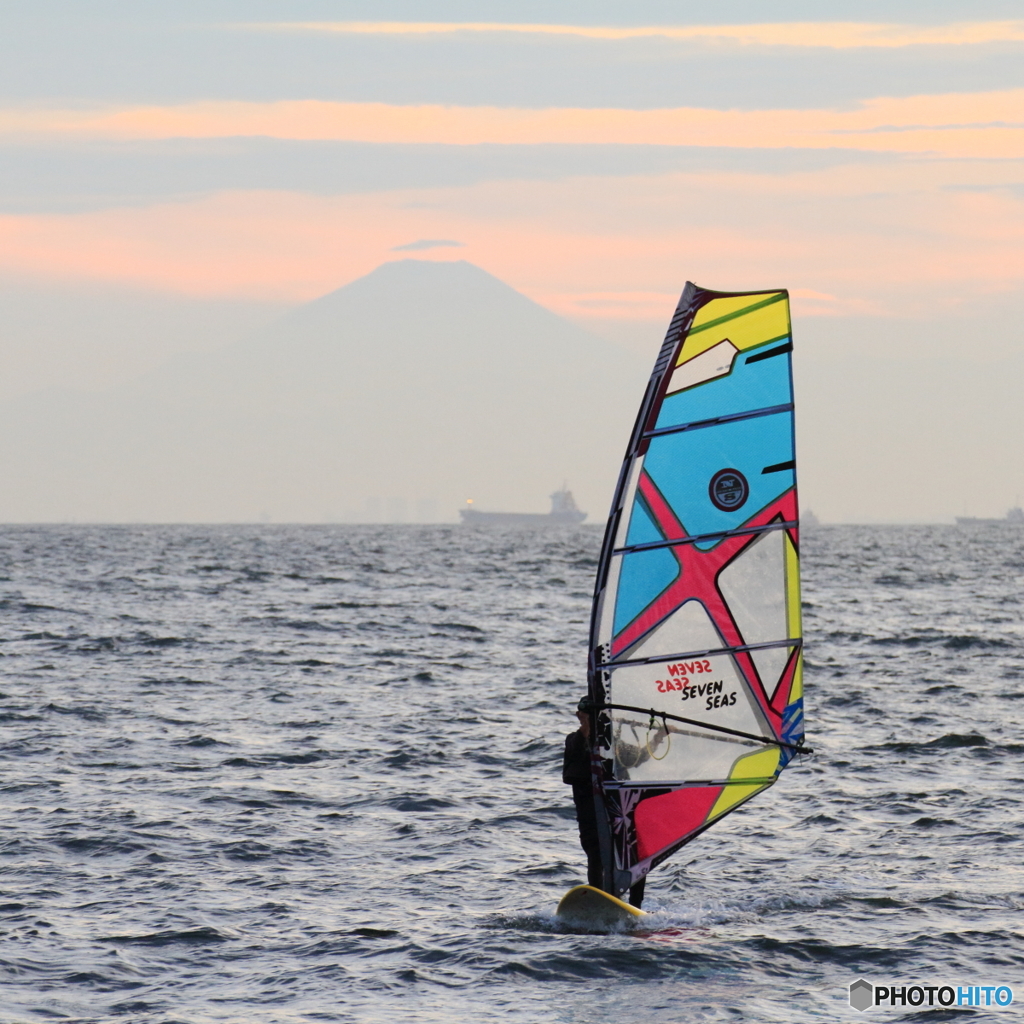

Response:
(2, 91), (1023, 159)
(0, 160), (1020, 321)
(256, 19), (1024, 49)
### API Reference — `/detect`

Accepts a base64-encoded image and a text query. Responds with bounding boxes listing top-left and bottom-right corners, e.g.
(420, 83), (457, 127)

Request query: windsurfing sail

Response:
(587, 283), (808, 897)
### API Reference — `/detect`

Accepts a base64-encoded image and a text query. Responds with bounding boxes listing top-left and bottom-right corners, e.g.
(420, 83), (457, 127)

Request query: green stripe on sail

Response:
(688, 291), (787, 336)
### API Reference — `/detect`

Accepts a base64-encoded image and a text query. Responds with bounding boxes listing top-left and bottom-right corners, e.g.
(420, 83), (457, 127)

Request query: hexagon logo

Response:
(849, 979), (873, 1012)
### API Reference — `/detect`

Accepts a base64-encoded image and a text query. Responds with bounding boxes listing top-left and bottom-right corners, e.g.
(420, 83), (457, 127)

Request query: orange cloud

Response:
(251, 20), (1024, 49)
(1, 160), (1020, 321)
(2, 92), (1023, 159)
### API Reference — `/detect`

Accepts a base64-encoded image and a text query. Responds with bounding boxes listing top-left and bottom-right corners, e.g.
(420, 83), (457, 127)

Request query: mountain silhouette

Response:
(0, 260), (651, 522)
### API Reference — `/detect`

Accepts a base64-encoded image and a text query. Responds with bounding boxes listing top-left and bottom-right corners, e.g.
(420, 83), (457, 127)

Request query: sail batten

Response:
(597, 637), (802, 671)
(597, 702), (809, 751)
(613, 518), (799, 555)
(643, 402), (794, 439)
(587, 282), (806, 898)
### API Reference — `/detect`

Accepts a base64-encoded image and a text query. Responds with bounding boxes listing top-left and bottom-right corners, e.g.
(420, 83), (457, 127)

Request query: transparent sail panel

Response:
(609, 651), (769, 782)
(717, 529), (791, 691)
(628, 599), (723, 661)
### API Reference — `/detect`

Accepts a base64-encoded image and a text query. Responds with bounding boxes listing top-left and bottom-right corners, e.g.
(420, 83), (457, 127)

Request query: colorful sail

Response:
(587, 283), (807, 897)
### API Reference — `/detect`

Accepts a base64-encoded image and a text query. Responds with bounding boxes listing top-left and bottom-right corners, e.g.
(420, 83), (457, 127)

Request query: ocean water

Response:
(1, 523), (1022, 1023)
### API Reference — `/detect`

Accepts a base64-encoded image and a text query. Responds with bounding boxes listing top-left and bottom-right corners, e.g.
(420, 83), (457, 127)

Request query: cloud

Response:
(248, 20), (1024, 50)
(0, 140), (890, 217)
(1, 157), (1021, 323)
(391, 238), (465, 251)
(2, 92), (1021, 159)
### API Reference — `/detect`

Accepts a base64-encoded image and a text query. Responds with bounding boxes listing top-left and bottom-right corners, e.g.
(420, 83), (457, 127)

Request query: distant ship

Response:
(956, 507), (1024, 526)
(459, 488), (587, 526)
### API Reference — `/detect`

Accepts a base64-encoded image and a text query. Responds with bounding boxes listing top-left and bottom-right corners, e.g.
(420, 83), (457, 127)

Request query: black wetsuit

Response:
(562, 727), (645, 908)
(562, 728), (602, 888)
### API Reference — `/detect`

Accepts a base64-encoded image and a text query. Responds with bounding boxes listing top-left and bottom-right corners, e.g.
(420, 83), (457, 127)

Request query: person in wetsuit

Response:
(562, 695), (646, 908)
(562, 696), (602, 888)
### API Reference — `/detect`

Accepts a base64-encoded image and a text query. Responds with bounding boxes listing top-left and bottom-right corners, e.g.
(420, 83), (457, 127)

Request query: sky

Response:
(1, 1), (1023, 521)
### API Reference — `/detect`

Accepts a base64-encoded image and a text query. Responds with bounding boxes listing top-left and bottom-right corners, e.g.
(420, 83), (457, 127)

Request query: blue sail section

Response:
(612, 547), (679, 634)
(642, 411), (795, 545)
(655, 337), (792, 431)
(624, 498), (663, 547)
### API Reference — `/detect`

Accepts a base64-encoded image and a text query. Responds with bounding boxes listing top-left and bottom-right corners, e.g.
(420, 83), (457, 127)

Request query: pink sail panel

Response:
(634, 786), (724, 861)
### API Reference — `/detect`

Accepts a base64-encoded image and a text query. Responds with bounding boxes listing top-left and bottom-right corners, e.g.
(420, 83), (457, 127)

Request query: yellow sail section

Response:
(690, 292), (779, 328)
(678, 291), (789, 364)
(707, 747), (781, 820)
(789, 652), (804, 702)
(784, 529), (802, 639)
(784, 525), (803, 703)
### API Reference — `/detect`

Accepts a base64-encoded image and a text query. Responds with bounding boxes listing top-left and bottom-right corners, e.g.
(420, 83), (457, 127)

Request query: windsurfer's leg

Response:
(628, 877), (645, 908)
(576, 806), (602, 887)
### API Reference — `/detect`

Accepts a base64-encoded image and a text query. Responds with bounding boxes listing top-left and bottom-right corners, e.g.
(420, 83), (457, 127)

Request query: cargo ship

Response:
(459, 488), (587, 526)
(956, 507), (1024, 526)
